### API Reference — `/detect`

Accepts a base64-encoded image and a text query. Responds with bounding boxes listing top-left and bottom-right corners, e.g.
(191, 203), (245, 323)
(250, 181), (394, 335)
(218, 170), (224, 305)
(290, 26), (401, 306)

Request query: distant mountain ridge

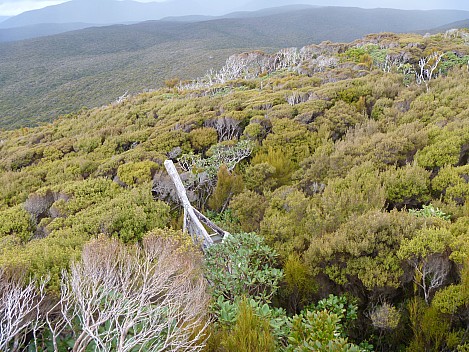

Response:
(160, 5), (315, 22)
(3, 0), (469, 30)
(0, 5), (317, 42)
(0, 0), (236, 29)
(2, 4), (469, 42)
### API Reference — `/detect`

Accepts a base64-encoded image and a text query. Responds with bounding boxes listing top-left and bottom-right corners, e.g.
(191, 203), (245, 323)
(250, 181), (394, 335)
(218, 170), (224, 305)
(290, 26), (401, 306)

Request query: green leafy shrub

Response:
(213, 296), (289, 341)
(287, 309), (361, 352)
(313, 100), (367, 141)
(416, 134), (462, 169)
(0, 205), (35, 242)
(432, 284), (469, 315)
(343, 47), (367, 62)
(243, 116), (272, 142)
(43, 183), (170, 243)
(370, 97), (393, 120)
(432, 165), (469, 204)
(408, 204), (451, 220)
(260, 186), (317, 256)
(281, 253), (317, 313)
(208, 165), (244, 212)
(220, 298), (276, 352)
(398, 227), (453, 260)
(314, 294), (358, 333)
(244, 162), (277, 193)
(204, 232), (283, 303)
(439, 52), (469, 74)
(383, 164), (431, 209)
(189, 127), (218, 153)
(229, 190), (268, 232)
(250, 147), (297, 189)
(319, 162), (386, 232)
(407, 298), (452, 352)
(261, 118), (315, 162)
(73, 136), (102, 153)
(306, 209), (424, 290)
(0, 229), (85, 291)
(206, 209), (243, 234)
(117, 160), (159, 186)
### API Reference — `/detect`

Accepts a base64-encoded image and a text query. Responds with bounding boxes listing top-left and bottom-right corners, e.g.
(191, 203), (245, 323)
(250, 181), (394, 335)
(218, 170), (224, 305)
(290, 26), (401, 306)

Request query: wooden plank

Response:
(164, 160), (213, 247)
(193, 208), (230, 238)
(164, 160), (192, 208)
(183, 207), (188, 234)
(209, 233), (224, 244)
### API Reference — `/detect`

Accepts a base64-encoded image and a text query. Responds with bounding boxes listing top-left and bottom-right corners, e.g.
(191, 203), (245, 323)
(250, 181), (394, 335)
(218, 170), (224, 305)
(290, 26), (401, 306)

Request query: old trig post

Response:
(164, 160), (229, 249)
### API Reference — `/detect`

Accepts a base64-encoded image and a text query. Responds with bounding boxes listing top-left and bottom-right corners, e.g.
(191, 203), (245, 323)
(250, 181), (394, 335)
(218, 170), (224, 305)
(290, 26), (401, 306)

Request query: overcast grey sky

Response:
(0, 0), (64, 16)
(1, 0), (469, 17)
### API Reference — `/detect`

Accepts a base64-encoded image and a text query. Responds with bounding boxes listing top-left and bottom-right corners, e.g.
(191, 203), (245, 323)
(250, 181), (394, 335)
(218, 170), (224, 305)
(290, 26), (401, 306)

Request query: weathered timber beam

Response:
(193, 208), (230, 238)
(164, 160), (213, 246)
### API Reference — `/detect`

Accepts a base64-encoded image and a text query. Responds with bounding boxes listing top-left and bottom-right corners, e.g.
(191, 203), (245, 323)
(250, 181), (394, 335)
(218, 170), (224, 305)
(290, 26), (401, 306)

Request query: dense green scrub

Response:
(1, 31), (469, 350)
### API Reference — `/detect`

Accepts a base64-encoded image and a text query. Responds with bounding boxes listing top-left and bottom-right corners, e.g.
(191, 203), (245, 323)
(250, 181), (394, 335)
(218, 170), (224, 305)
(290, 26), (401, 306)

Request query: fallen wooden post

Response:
(193, 208), (230, 239)
(164, 160), (229, 248)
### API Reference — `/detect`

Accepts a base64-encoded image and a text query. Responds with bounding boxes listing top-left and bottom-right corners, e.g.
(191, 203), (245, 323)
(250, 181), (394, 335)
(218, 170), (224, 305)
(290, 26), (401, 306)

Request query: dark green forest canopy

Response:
(1, 30), (469, 350)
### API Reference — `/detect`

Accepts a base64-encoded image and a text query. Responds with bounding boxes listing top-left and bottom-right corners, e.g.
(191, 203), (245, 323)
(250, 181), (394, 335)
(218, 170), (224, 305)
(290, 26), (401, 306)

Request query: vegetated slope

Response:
(0, 21), (270, 129)
(427, 19), (469, 33)
(2, 6), (469, 129)
(1, 30), (469, 350)
(0, 22), (99, 42)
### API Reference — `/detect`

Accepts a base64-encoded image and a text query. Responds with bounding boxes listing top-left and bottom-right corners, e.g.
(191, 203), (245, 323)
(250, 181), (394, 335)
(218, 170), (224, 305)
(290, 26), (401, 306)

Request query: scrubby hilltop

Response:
(1, 30), (469, 350)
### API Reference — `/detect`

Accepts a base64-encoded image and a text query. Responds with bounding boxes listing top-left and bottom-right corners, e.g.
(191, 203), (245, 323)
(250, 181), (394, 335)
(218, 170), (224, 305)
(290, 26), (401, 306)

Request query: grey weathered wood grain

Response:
(164, 160), (214, 247)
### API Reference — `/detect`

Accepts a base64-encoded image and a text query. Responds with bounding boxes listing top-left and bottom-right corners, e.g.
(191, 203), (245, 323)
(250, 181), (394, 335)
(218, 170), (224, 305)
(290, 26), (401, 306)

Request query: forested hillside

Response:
(1, 30), (469, 350)
(2, 6), (469, 129)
